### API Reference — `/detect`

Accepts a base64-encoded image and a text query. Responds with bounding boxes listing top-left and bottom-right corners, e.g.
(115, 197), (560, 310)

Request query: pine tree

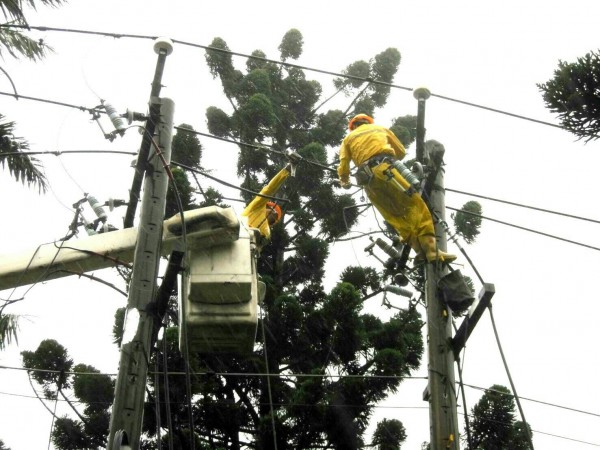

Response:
(372, 418), (407, 449)
(468, 384), (532, 450)
(538, 49), (600, 142)
(177, 28), (423, 449)
(21, 339), (113, 449)
(23, 29), (430, 449)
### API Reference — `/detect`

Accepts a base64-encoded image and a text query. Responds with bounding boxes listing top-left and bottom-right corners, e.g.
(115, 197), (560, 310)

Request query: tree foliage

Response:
(468, 384), (532, 450)
(0, 312), (19, 350)
(333, 47), (401, 111)
(372, 418), (407, 449)
(538, 49), (600, 142)
(165, 123), (203, 217)
(452, 200), (482, 244)
(0, 115), (47, 192)
(165, 166), (197, 219)
(21, 339), (73, 398)
(0, 0), (66, 60)
(0, 0), (65, 191)
(20, 340), (112, 449)
(166, 28), (422, 450)
(172, 123), (203, 169)
(35, 28), (428, 450)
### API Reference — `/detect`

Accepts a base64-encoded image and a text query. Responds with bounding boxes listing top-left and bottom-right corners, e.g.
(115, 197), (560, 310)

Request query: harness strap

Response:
(364, 153), (395, 167)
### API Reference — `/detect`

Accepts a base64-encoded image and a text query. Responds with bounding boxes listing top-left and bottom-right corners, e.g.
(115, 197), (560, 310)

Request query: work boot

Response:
(417, 235), (457, 263)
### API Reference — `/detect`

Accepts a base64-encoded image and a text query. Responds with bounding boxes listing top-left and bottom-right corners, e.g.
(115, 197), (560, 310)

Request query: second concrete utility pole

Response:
(413, 87), (460, 449)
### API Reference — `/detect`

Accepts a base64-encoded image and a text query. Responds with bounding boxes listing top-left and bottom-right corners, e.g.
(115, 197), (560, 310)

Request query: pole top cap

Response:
(413, 87), (431, 100)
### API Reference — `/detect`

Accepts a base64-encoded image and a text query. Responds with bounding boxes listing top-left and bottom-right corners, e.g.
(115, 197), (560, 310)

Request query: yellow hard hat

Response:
(348, 113), (374, 130)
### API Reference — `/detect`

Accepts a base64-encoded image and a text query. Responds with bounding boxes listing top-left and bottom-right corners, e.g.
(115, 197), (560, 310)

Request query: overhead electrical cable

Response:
(2, 383), (597, 418)
(172, 161), (290, 203)
(5, 362), (598, 414)
(0, 90), (96, 112)
(0, 149), (138, 157)
(447, 206), (600, 252)
(260, 306), (279, 450)
(0, 24), (564, 130)
(488, 304), (535, 448)
(1, 389), (595, 446)
(1, 25), (591, 448)
(44, 269), (127, 296)
(461, 383), (600, 418)
(447, 187), (600, 224)
(7, 149), (594, 243)
(174, 127), (334, 176)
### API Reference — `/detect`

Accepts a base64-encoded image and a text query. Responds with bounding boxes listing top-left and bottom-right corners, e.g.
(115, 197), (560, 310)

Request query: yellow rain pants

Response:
(365, 162), (435, 252)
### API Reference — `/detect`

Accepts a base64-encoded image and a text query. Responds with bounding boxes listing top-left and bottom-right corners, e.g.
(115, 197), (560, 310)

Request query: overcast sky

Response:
(1, 1), (600, 449)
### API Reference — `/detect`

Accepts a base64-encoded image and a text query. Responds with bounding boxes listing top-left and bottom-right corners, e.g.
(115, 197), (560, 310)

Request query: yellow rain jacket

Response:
(337, 123), (435, 250)
(242, 167), (290, 241)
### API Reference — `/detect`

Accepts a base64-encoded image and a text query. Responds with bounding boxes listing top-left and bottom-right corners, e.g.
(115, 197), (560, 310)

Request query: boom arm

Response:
(0, 206), (240, 292)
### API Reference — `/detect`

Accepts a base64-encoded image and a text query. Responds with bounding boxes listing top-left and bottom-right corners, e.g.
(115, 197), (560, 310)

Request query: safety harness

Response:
(354, 154), (421, 197)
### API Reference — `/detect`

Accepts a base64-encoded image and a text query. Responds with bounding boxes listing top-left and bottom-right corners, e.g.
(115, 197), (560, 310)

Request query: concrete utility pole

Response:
(107, 37), (175, 445)
(123, 38), (173, 229)
(413, 88), (461, 449)
(108, 95), (174, 450)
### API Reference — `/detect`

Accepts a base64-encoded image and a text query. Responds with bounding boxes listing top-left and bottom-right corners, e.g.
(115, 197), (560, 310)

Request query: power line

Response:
(3, 365), (599, 446)
(0, 149), (138, 157)
(462, 383), (600, 418)
(3, 392), (596, 448)
(8, 146), (594, 255)
(2, 364), (597, 418)
(0, 388), (430, 410)
(1, 24), (593, 448)
(1, 385), (598, 447)
(8, 146), (598, 253)
(447, 205), (600, 252)
(3, 114), (593, 249)
(172, 161), (290, 202)
(0, 90), (96, 113)
(447, 187), (600, 225)
(0, 24), (564, 130)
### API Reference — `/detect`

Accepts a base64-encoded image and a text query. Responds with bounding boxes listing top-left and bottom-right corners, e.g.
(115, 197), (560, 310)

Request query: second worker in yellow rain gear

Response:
(337, 114), (456, 263)
(242, 165), (290, 247)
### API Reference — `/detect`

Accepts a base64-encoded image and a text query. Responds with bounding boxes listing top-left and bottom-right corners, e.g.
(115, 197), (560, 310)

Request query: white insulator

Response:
(87, 195), (108, 220)
(153, 37), (174, 55)
(384, 285), (413, 298)
(103, 102), (126, 133)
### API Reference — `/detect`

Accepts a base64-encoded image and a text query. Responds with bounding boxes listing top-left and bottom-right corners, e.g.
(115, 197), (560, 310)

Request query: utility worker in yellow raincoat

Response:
(242, 165), (290, 246)
(337, 114), (456, 263)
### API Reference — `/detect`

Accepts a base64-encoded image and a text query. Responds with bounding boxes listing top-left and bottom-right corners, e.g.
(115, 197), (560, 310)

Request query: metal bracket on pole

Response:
(452, 283), (496, 357)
